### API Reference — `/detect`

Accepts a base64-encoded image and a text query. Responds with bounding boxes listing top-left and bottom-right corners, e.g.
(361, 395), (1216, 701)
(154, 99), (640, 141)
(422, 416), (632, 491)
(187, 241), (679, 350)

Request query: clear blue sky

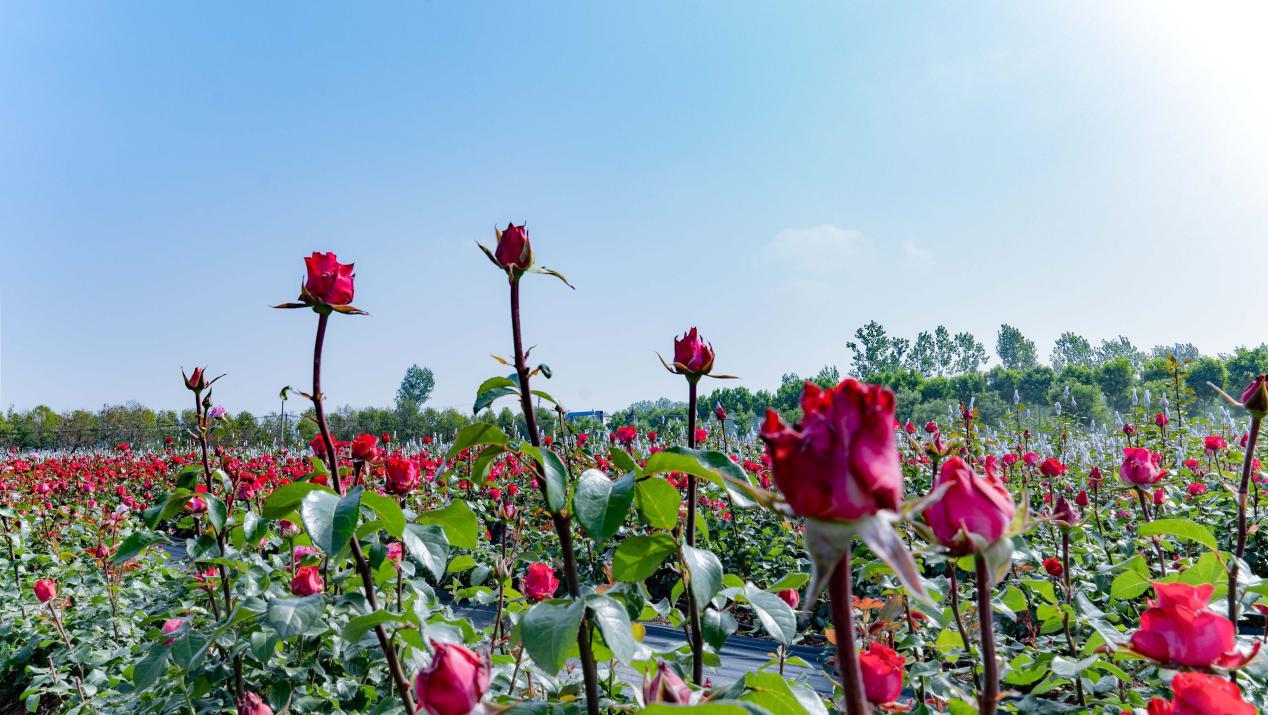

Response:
(4, 2), (1268, 415)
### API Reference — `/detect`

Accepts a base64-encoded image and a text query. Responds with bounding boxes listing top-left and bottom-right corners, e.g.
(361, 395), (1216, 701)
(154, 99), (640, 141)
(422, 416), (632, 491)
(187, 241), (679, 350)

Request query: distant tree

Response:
(933, 326), (956, 376)
(951, 331), (988, 374)
(1151, 343), (1200, 362)
(996, 324), (1039, 370)
(904, 331), (937, 376)
(1094, 358), (1135, 410)
(811, 365), (841, 388)
(1223, 345), (1268, 393)
(1050, 332), (1094, 371)
(395, 365), (435, 409)
(847, 321), (900, 378)
(1188, 356), (1229, 399)
(1096, 336), (1145, 369)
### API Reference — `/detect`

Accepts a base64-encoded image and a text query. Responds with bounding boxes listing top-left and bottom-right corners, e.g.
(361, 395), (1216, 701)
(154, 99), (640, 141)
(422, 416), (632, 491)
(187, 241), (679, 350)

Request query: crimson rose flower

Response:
(1240, 374), (1268, 417)
(521, 563), (559, 602)
(350, 433), (379, 462)
(760, 379), (903, 522)
(290, 566), (324, 596)
(1130, 582), (1257, 669)
(659, 327), (717, 377)
(1146, 671), (1255, 715)
(858, 642), (904, 705)
(644, 661), (692, 704)
(304, 252), (355, 306)
(924, 456), (1015, 554)
(1038, 458), (1066, 478)
(1043, 557), (1064, 577)
(34, 578), (56, 603)
(1120, 447), (1164, 486)
(385, 455), (420, 495)
(493, 223), (533, 272)
(413, 641), (491, 715)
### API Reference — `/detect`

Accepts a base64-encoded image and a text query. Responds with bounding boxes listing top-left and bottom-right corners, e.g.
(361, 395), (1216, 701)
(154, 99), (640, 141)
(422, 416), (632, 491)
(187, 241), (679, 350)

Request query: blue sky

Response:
(4, 2), (1268, 415)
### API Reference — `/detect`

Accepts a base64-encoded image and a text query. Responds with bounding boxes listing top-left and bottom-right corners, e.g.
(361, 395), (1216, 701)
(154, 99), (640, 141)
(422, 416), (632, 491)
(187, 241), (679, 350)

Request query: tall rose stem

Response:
(974, 554), (999, 715)
(311, 312), (417, 715)
(948, 566), (980, 691)
(1229, 414), (1262, 674)
(1134, 487), (1167, 576)
(509, 281), (601, 715)
(828, 543), (868, 715)
(684, 378), (705, 684)
(1060, 530), (1085, 707)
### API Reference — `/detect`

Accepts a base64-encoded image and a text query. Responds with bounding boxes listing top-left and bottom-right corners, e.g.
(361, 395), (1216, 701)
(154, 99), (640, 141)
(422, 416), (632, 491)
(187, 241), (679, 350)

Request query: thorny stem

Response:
(828, 543), (867, 715)
(1134, 487), (1167, 577)
(684, 378), (705, 685)
(311, 312), (417, 715)
(975, 554), (999, 715)
(509, 280), (601, 715)
(948, 566), (980, 692)
(1229, 414), (1261, 682)
(1060, 530), (1085, 708)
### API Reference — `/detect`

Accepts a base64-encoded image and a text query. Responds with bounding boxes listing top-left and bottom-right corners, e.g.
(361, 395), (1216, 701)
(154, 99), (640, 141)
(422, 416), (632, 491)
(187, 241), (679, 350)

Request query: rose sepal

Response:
(801, 511), (932, 613)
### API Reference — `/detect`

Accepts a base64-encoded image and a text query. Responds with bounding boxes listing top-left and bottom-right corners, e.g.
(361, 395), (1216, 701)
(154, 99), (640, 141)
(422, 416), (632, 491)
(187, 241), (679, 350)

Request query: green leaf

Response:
(132, 644), (171, 689)
(1110, 569), (1152, 600)
(112, 531), (170, 565)
(266, 595), (325, 639)
(612, 534), (678, 582)
(206, 495), (227, 533)
(1139, 518), (1217, 550)
(742, 585), (797, 646)
(300, 487), (362, 555)
(416, 500), (479, 549)
(170, 633), (210, 672)
(521, 598), (585, 674)
(142, 489), (193, 528)
(701, 608), (738, 650)
(175, 465), (202, 491)
(360, 491), (405, 538)
(572, 470), (635, 543)
(447, 422), (510, 458)
(682, 545), (723, 606)
(521, 445), (569, 513)
(242, 511), (266, 543)
(262, 482), (333, 520)
(341, 610), (410, 643)
(587, 594), (639, 664)
(473, 376), (519, 414)
(402, 523), (450, 581)
(635, 477), (681, 530)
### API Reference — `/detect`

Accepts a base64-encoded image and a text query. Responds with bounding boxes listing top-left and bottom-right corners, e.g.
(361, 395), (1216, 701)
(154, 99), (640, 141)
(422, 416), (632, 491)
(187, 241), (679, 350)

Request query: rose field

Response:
(1, 243), (1266, 715)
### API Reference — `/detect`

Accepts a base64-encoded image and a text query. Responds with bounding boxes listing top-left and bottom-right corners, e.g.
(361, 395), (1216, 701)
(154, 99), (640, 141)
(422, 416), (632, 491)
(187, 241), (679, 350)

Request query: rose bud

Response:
(714, 404), (728, 421)
(308, 435), (326, 456)
(290, 566), (324, 596)
(1043, 557), (1064, 577)
(237, 692), (274, 715)
(1022, 452), (1040, 467)
(186, 496), (207, 514)
(1203, 435), (1226, 453)
(386, 542), (403, 563)
(925, 432), (949, 459)
(350, 434), (379, 462)
(923, 421), (938, 434)
(1130, 582), (1258, 669)
(858, 642), (904, 706)
(1123, 423), (1136, 435)
(644, 661), (692, 705)
(760, 379), (903, 522)
(1154, 488), (1166, 506)
(1187, 482), (1207, 497)
(380, 433), (392, 444)
(1051, 495), (1079, 528)
(924, 456), (1015, 554)
(33, 578), (57, 603)
(1155, 413), (1169, 427)
(413, 641), (491, 715)
(182, 367), (210, 392)
(493, 223), (533, 273)
(278, 519), (301, 538)
(162, 617), (185, 644)
(657, 327), (717, 377)
(207, 405), (226, 420)
(1146, 671), (1255, 715)
(304, 251), (356, 306)
(777, 589), (800, 609)
(521, 563), (560, 602)
(1240, 374), (1268, 417)
(385, 456), (420, 495)
(1074, 489), (1090, 507)
(1039, 458), (1067, 478)
(1120, 447), (1164, 486)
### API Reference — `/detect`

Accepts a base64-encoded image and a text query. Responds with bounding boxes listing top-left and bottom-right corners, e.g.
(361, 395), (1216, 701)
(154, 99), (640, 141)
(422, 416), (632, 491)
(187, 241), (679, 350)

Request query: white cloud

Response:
(765, 225), (865, 272)
(901, 239), (934, 266)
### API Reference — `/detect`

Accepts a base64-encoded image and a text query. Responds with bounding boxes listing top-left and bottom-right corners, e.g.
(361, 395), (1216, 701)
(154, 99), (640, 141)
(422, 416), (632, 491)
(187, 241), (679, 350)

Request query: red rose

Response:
(1240, 374), (1268, 417)
(924, 456), (1015, 554)
(493, 223), (533, 272)
(1075, 490), (1089, 507)
(1130, 582), (1256, 669)
(350, 434), (379, 462)
(385, 456), (420, 495)
(413, 641), (491, 715)
(776, 589), (800, 609)
(644, 661), (692, 704)
(380, 433), (392, 444)
(1022, 452), (1040, 467)
(303, 252), (356, 306)
(858, 642), (904, 705)
(290, 566), (324, 596)
(521, 563), (559, 602)
(308, 435), (326, 457)
(1187, 482), (1207, 497)
(34, 578), (57, 603)
(1051, 495), (1079, 526)
(162, 617), (185, 644)
(1155, 413), (1169, 427)
(1039, 458), (1067, 478)
(1203, 435), (1226, 453)
(760, 379), (903, 522)
(1146, 671), (1255, 715)
(668, 327), (716, 375)
(1001, 453), (1019, 467)
(614, 426), (638, 446)
(237, 692), (274, 715)
(1153, 488), (1166, 506)
(1043, 557), (1064, 577)
(923, 422), (938, 434)
(1120, 447), (1164, 486)
(714, 405), (728, 421)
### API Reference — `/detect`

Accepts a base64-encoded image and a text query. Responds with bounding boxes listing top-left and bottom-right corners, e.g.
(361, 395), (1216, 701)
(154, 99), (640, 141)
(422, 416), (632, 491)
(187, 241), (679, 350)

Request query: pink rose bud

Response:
(776, 589), (800, 609)
(1120, 448), (1164, 486)
(924, 456), (1015, 554)
(858, 642), (905, 705)
(290, 566), (324, 596)
(237, 691), (273, 715)
(34, 578), (57, 603)
(413, 641), (491, 715)
(644, 661), (693, 704)
(1241, 374), (1268, 417)
(521, 563), (559, 603)
(303, 251), (356, 306)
